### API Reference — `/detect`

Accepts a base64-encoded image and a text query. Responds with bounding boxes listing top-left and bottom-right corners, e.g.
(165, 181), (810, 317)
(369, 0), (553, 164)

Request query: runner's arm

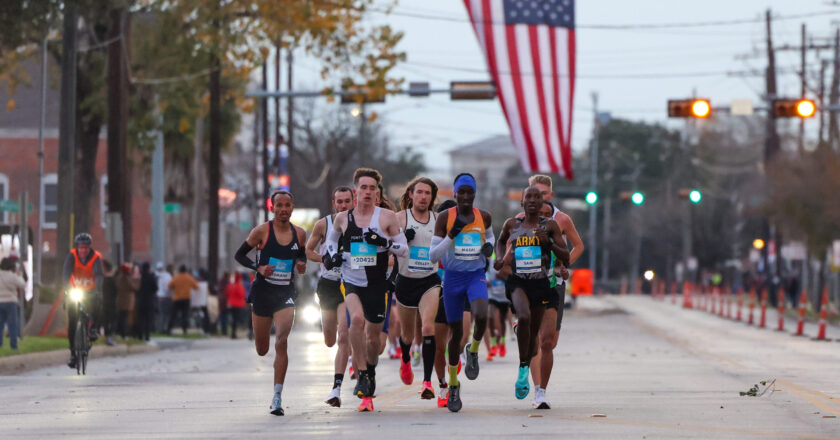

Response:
(235, 224), (265, 272)
(382, 210), (409, 257)
(559, 214), (584, 265)
(305, 218), (326, 263)
(548, 220), (571, 267)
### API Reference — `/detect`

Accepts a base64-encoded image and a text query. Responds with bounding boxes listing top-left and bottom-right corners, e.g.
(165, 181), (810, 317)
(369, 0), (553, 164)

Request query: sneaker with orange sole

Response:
(399, 360), (414, 385)
(437, 384), (449, 407)
(420, 381), (435, 400)
(490, 345), (498, 357)
(499, 343), (507, 357)
(358, 397), (374, 412)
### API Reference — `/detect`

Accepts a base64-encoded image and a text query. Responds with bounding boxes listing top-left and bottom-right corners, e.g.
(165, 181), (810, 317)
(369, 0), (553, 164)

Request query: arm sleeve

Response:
(388, 232), (409, 257)
(234, 241), (258, 271)
(484, 227), (496, 247)
(429, 235), (451, 263)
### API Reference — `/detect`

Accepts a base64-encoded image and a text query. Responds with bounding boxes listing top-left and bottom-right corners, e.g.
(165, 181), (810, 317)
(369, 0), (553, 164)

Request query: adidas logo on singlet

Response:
(291, 243), (299, 250)
(286, 298), (295, 305)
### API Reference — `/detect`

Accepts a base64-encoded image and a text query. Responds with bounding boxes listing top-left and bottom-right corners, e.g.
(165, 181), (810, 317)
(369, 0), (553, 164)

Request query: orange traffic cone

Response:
(759, 288), (768, 329)
(747, 287), (755, 326)
(813, 286), (831, 341)
(776, 287), (786, 331)
(793, 290), (807, 337)
(735, 287), (743, 322)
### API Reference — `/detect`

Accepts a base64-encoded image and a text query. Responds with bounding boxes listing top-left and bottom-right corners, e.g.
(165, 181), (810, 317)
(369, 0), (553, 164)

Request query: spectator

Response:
(155, 262), (173, 333)
(225, 273), (246, 339)
(136, 262), (158, 341)
(168, 265), (197, 335)
(116, 263), (139, 339)
(0, 257), (26, 350)
(191, 269), (210, 335)
(101, 260), (118, 346)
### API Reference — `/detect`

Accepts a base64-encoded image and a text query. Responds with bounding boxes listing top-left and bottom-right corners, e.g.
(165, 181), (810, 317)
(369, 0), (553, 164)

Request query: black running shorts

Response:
(249, 279), (296, 318)
(344, 282), (388, 324)
(505, 276), (552, 309)
(316, 277), (344, 311)
(395, 273), (441, 308)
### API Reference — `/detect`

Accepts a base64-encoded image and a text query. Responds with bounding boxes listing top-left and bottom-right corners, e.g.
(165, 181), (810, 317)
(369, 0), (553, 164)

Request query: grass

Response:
(0, 336), (68, 358)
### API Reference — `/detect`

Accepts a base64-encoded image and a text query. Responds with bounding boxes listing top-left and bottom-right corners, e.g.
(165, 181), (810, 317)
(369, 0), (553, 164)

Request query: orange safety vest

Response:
(69, 248), (101, 290)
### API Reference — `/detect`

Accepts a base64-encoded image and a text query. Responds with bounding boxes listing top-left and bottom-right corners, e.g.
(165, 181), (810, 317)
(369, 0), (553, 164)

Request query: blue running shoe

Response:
(515, 366), (530, 400)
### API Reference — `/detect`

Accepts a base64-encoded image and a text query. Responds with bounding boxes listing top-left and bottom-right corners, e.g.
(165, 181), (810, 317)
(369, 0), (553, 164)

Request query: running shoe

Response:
(512, 320), (518, 335)
(420, 381), (435, 400)
(515, 366), (530, 400)
(447, 384), (462, 412)
(486, 351), (494, 362)
(400, 359), (414, 385)
(270, 394), (284, 416)
(349, 364), (357, 380)
(437, 384), (449, 407)
(532, 388), (550, 410)
(325, 387), (341, 408)
(354, 371), (370, 398)
(463, 346), (479, 380)
(369, 373), (377, 397)
(389, 345), (399, 360)
(489, 345), (498, 357)
(498, 343), (507, 357)
(358, 397), (374, 412)
(67, 356), (77, 369)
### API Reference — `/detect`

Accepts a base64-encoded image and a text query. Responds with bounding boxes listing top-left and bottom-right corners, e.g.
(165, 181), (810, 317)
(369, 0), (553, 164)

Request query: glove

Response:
(481, 242), (494, 258)
(404, 228), (416, 242)
(448, 215), (469, 238)
(322, 252), (344, 270)
(364, 230), (390, 248)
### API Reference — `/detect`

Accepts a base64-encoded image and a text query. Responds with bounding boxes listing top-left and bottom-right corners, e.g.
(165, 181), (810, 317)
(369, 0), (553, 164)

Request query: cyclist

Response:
(63, 232), (104, 369)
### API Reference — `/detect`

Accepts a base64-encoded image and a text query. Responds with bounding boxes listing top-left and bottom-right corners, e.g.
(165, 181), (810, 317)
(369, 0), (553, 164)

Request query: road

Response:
(1, 296), (838, 439)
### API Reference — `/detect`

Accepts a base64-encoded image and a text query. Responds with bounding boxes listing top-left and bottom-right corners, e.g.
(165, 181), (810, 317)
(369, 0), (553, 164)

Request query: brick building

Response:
(0, 61), (152, 280)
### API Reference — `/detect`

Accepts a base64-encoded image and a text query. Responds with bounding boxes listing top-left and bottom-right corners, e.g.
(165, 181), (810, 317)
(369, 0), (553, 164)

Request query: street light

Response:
(350, 106), (362, 118)
(688, 189), (702, 204)
(644, 270), (655, 281)
(631, 192), (645, 205)
(773, 98), (816, 118)
(668, 98), (711, 118)
(585, 191), (598, 205)
(753, 238), (765, 250)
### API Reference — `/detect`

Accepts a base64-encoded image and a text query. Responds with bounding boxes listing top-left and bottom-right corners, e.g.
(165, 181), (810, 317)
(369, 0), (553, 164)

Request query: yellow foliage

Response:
(178, 117), (191, 133)
(6, 99), (14, 111)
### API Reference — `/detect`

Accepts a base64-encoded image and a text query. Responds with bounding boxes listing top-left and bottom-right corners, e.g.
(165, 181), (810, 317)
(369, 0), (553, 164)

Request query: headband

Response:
(453, 174), (476, 193)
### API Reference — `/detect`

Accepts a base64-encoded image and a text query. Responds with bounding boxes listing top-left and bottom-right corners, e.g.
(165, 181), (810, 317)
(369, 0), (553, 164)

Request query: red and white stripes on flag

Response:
(463, 0), (576, 179)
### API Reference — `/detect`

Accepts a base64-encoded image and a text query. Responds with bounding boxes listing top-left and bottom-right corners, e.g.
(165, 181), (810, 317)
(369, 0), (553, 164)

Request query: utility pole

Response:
(589, 92), (599, 279)
(35, 36), (47, 286)
(261, 62), (269, 221)
(57, 3), (78, 272)
(275, 44), (282, 180)
(106, 6), (128, 265)
(600, 196), (611, 284)
(760, 9), (779, 283)
(829, 28), (840, 151)
(799, 23), (807, 155)
(151, 98), (165, 265)
(286, 47), (295, 181)
(208, 55), (221, 293)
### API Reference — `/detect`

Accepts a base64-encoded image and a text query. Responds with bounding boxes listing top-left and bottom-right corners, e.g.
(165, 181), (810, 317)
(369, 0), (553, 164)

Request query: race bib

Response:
(454, 232), (481, 260)
(408, 246), (433, 272)
(267, 257), (293, 285)
(350, 242), (377, 268)
(514, 246), (542, 274)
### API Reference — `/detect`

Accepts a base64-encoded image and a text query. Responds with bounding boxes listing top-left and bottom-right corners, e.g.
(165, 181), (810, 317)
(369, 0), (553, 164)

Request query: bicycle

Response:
(68, 288), (92, 375)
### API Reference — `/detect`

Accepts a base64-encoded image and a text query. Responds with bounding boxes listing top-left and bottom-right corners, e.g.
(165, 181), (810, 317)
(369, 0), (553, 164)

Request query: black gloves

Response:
(448, 215), (469, 238)
(481, 242), (494, 258)
(404, 228), (416, 242)
(322, 252), (344, 270)
(364, 230), (390, 248)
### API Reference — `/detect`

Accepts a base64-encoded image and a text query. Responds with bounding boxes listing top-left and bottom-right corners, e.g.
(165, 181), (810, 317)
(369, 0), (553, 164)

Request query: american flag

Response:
(464, 0), (576, 178)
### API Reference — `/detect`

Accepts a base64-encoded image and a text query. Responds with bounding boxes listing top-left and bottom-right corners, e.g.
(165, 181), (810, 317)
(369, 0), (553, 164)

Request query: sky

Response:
(285, 0), (840, 181)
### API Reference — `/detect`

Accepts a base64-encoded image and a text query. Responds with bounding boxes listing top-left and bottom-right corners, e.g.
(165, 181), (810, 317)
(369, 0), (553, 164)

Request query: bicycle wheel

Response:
(74, 321), (85, 375)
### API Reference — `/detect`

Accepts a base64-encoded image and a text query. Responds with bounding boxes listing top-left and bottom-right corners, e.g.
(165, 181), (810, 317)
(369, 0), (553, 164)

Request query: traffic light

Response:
(678, 188), (702, 204)
(585, 191), (598, 205)
(668, 98), (711, 118)
(688, 190), (702, 204)
(631, 192), (645, 205)
(773, 98), (816, 118)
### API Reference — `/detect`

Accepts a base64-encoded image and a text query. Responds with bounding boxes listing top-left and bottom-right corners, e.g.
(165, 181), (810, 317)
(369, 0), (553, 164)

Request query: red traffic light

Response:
(668, 98), (711, 118)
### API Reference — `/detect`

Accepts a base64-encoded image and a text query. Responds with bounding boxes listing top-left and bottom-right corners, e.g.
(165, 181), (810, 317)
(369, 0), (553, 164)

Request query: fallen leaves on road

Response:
(739, 379), (775, 397)
(591, 414), (607, 418)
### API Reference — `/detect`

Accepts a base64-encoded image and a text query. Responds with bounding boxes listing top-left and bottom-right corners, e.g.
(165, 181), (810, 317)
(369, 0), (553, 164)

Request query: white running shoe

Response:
(533, 387), (550, 410)
(325, 387), (341, 408)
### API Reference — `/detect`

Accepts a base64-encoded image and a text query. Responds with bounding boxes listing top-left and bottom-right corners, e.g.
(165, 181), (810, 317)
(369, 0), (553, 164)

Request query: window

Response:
(100, 175), (108, 228)
(0, 173), (8, 224)
(41, 173), (57, 229)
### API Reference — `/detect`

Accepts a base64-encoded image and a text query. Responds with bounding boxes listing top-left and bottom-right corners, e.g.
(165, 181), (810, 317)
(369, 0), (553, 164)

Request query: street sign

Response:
(164, 203), (181, 214)
(730, 99), (754, 116)
(0, 200), (18, 212)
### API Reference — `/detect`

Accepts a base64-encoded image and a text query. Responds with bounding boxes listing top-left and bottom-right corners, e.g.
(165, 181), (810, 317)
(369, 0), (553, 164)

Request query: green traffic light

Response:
(631, 192), (645, 205)
(585, 191), (598, 205)
(689, 189), (702, 204)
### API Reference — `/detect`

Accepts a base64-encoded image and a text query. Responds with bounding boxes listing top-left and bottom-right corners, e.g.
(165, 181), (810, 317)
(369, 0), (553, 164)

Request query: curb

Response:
(0, 343), (161, 375)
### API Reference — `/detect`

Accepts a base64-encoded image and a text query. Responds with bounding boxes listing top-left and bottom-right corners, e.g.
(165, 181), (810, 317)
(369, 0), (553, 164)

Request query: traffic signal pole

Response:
(589, 93), (599, 281)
